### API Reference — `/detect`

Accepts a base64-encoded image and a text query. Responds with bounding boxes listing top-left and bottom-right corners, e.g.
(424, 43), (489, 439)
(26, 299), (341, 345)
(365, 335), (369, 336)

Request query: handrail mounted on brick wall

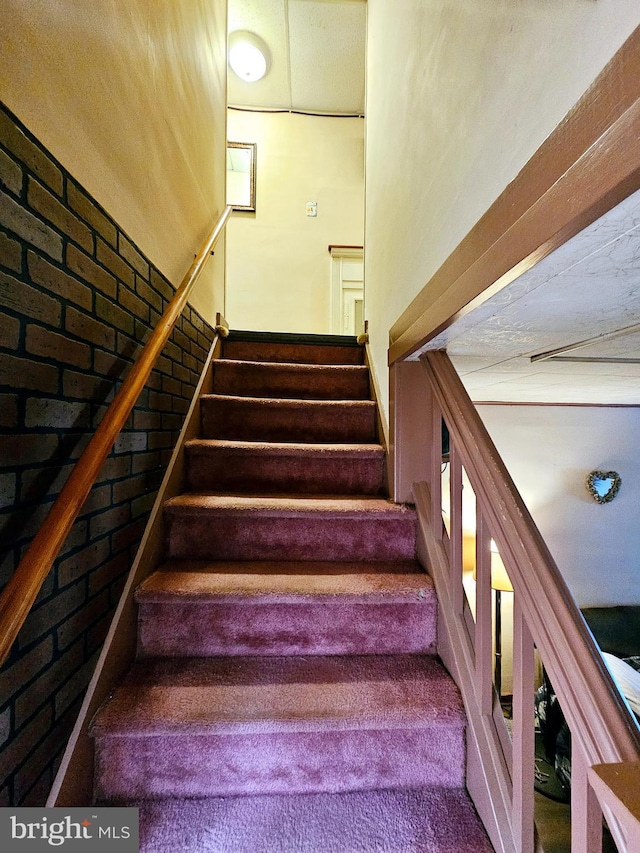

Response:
(0, 205), (232, 666)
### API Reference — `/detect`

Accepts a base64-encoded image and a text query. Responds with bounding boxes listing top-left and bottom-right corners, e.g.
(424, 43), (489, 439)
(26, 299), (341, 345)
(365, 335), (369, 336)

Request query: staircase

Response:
(89, 331), (493, 852)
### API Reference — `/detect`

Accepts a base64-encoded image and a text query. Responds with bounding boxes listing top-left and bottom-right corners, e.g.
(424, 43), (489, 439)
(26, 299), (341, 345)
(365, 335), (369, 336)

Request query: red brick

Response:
(135, 275), (162, 312)
(114, 431), (147, 453)
(0, 353), (59, 393)
(0, 192), (62, 261)
(150, 268), (174, 302)
(0, 110), (62, 195)
(1, 269), (61, 325)
(89, 553), (129, 597)
(119, 234), (149, 278)
(66, 244), (116, 298)
(0, 393), (18, 427)
(119, 283), (149, 321)
(28, 251), (92, 311)
(96, 239), (134, 287)
(89, 504), (130, 539)
(133, 409), (161, 430)
(65, 305), (115, 349)
(0, 705), (53, 782)
(87, 613), (112, 654)
(57, 536), (111, 588)
(26, 325), (91, 369)
(67, 182), (117, 246)
(2, 637), (54, 703)
(96, 454), (131, 481)
(0, 146), (23, 196)
(62, 369), (103, 401)
(2, 433), (59, 466)
(161, 375), (181, 396)
(54, 655), (97, 720)
(14, 641), (83, 729)
(0, 310), (20, 348)
(130, 450), (162, 474)
(0, 229), (22, 272)
(95, 292), (134, 334)
(18, 462), (73, 503)
(22, 584), (86, 644)
(57, 589), (109, 650)
(28, 178), (92, 252)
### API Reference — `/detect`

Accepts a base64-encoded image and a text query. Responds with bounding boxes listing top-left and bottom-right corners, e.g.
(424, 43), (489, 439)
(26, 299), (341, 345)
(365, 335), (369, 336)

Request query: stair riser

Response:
(201, 398), (377, 443)
(94, 726), (466, 801)
(222, 340), (363, 365)
(213, 362), (370, 400)
(185, 450), (385, 495)
(137, 602), (437, 657)
(165, 514), (416, 562)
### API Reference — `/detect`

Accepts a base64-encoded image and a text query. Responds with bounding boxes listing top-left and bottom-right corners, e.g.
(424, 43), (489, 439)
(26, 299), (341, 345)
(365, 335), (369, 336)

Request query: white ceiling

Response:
(227, 0), (366, 115)
(418, 188), (640, 405)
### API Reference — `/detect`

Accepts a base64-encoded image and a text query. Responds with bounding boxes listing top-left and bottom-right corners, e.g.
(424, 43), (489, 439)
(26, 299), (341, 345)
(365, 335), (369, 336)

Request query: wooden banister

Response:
(0, 205), (232, 666)
(422, 350), (640, 766)
(404, 349), (640, 851)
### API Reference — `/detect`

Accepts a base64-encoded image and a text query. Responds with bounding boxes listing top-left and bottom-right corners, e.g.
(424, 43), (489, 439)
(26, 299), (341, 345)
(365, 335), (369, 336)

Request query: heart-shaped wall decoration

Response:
(586, 470), (621, 504)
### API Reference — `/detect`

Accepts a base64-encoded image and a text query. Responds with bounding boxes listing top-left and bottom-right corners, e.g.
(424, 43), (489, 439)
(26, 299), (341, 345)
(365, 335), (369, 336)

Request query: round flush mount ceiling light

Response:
(228, 31), (270, 82)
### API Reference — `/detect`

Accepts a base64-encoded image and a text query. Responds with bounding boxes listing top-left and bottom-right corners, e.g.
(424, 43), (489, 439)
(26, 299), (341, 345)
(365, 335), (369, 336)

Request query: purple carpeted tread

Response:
(131, 787), (493, 852)
(222, 339), (364, 365)
(136, 570), (437, 657)
(213, 359), (371, 400)
(136, 568), (435, 603)
(151, 558), (426, 576)
(91, 656), (466, 801)
(185, 439), (386, 495)
(91, 655), (465, 735)
(200, 394), (377, 443)
(164, 495), (416, 561)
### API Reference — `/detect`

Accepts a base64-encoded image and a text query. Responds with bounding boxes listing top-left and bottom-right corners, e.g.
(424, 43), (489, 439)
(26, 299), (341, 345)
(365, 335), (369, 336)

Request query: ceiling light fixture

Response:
(228, 31), (270, 83)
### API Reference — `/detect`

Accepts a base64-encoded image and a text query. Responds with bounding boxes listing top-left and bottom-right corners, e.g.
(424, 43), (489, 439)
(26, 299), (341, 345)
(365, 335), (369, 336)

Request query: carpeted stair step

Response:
(163, 495), (416, 562)
(213, 359), (370, 400)
(201, 395), (377, 443)
(222, 332), (364, 366)
(129, 787), (493, 852)
(90, 654), (467, 801)
(184, 439), (385, 495)
(135, 561), (436, 657)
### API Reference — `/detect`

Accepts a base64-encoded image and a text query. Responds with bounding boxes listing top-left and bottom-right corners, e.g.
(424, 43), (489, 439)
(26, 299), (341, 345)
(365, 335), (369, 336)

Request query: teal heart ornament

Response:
(586, 470), (621, 504)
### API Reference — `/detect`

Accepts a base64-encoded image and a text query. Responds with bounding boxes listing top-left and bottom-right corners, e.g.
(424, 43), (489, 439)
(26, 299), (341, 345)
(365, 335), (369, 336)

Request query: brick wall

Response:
(0, 102), (216, 805)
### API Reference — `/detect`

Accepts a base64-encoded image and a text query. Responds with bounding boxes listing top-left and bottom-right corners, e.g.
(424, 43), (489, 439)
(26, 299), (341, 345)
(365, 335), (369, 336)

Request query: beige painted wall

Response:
(478, 404), (640, 608)
(0, 0), (227, 320)
(226, 110), (364, 333)
(365, 1), (640, 419)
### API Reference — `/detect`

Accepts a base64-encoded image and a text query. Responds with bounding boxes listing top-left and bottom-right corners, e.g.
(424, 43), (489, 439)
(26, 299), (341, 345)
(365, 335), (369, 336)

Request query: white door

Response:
(330, 247), (364, 335)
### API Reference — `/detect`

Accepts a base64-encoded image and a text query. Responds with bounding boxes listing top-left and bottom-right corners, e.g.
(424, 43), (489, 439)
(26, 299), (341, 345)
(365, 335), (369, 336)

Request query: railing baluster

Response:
(572, 744), (603, 853)
(512, 596), (535, 853)
(430, 394), (443, 538)
(475, 506), (493, 716)
(449, 442), (464, 616)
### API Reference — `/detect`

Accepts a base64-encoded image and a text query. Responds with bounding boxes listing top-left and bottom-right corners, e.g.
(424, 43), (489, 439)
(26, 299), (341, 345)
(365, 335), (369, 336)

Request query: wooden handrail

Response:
(0, 205), (232, 666)
(422, 350), (640, 766)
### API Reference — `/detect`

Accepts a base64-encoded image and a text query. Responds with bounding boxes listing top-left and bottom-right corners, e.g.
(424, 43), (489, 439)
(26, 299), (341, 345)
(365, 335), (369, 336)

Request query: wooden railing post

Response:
(512, 597), (535, 853)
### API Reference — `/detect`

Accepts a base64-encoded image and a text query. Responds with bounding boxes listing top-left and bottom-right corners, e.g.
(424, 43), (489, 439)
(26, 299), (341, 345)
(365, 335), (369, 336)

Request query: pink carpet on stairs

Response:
(132, 787), (493, 852)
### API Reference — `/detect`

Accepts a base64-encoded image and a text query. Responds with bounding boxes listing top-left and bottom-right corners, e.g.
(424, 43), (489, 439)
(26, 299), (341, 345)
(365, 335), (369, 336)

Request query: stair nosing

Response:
(135, 570), (435, 605)
(90, 655), (465, 739)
